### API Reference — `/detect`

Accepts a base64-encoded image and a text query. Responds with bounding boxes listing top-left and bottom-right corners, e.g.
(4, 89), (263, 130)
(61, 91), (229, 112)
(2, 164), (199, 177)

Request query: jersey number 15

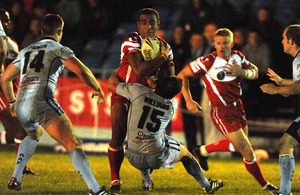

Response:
(137, 105), (165, 133)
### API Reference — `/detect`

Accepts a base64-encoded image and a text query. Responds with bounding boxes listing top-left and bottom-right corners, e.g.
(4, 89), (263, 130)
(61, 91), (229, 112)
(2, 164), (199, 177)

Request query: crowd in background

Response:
(0, 0), (299, 119)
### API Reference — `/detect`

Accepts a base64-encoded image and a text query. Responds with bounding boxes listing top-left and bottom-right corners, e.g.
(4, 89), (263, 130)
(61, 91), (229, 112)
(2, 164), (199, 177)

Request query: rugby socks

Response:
(279, 154), (294, 194)
(69, 148), (100, 193)
(108, 144), (124, 182)
(0, 131), (7, 145)
(204, 139), (235, 155)
(244, 158), (267, 187)
(140, 169), (153, 187)
(181, 156), (210, 188)
(12, 136), (37, 182)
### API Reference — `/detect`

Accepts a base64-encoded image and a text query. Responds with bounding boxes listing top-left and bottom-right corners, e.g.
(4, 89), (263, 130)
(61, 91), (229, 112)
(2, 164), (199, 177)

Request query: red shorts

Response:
(110, 93), (129, 107)
(210, 99), (247, 135)
(0, 92), (8, 112)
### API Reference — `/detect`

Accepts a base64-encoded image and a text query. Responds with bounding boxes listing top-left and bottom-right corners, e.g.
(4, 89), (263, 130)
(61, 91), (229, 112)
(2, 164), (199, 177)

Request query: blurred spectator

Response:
(232, 28), (246, 51)
(249, 7), (283, 72)
(170, 25), (189, 74)
(203, 23), (217, 52)
(181, 33), (209, 152)
(241, 30), (272, 118)
(82, 0), (112, 40)
(9, 0), (30, 44)
(242, 31), (270, 74)
(20, 17), (42, 49)
(179, 0), (213, 36)
(211, 0), (241, 29)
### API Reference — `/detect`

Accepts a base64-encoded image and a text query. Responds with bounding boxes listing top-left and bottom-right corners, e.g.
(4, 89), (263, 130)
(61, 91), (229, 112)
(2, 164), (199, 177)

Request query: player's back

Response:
(125, 84), (176, 154)
(13, 38), (74, 100)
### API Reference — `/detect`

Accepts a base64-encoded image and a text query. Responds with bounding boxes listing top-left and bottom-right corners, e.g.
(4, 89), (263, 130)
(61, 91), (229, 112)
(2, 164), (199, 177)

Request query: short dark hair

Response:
(285, 24), (300, 47)
(156, 76), (182, 99)
(137, 8), (160, 23)
(41, 14), (64, 36)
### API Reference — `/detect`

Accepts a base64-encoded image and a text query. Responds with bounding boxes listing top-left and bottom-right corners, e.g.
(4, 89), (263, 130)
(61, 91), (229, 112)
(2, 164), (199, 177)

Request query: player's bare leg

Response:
(179, 145), (223, 193)
(108, 101), (128, 193)
(45, 114), (108, 194)
(225, 129), (277, 191)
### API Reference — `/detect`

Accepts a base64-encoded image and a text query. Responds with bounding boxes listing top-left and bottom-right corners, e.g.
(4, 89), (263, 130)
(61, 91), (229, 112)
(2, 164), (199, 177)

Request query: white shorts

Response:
(126, 135), (181, 170)
(15, 97), (64, 131)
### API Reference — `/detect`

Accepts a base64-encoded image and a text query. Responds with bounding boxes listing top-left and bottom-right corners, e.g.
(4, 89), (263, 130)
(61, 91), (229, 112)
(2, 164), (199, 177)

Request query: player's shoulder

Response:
(124, 31), (141, 43)
(232, 50), (244, 58)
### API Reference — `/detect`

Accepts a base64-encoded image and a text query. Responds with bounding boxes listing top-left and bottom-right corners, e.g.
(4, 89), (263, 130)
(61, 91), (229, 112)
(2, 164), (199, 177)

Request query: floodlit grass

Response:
(1, 146), (300, 195)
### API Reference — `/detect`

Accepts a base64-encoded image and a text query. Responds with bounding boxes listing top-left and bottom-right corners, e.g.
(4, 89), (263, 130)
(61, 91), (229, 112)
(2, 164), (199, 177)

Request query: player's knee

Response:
(27, 128), (43, 141)
(180, 145), (192, 159)
(278, 137), (293, 155)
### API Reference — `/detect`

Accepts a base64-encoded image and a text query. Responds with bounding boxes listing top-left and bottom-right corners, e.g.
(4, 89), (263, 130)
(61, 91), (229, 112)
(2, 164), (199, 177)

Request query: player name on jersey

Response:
(144, 97), (169, 110)
(29, 44), (47, 50)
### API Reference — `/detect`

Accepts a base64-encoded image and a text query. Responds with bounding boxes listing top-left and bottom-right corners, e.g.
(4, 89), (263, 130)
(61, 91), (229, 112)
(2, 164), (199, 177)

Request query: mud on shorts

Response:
(210, 99), (247, 135)
(126, 135), (181, 170)
(15, 97), (64, 131)
(286, 116), (300, 144)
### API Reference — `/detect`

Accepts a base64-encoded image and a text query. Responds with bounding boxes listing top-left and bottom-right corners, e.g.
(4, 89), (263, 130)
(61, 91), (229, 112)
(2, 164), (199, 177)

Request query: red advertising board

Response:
(55, 78), (183, 131)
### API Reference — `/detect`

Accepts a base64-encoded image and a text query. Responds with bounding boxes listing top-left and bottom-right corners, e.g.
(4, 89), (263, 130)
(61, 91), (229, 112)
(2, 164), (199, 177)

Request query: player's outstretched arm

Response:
(0, 64), (20, 116)
(178, 66), (202, 113)
(266, 68), (295, 86)
(0, 36), (7, 73)
(261, 81), (300, 95)
(64, 57), (104, 106)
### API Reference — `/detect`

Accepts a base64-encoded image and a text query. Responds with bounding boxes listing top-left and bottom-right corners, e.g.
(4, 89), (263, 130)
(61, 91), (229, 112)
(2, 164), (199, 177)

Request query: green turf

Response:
(1, 146), (300, 195)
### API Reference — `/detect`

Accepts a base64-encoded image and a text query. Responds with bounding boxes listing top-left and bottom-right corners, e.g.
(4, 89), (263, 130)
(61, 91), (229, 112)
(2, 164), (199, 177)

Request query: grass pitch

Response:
(1, 146), (300, 195)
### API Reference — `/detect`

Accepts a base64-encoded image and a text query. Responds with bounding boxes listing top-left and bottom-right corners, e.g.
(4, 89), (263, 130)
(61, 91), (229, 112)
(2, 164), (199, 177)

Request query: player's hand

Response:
(9, 102), (17, 117)
(266, 68), (283, 85)
(225, 60), (243, 76)
(91, 90), (105, 106)
(160, 41), (169, 60)
(186, 100), (202, 113)
(260, 83), (277, 95)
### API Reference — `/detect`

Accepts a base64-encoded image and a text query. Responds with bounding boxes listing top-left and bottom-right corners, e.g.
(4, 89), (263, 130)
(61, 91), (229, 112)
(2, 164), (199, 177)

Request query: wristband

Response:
(9, 99), (16, 104)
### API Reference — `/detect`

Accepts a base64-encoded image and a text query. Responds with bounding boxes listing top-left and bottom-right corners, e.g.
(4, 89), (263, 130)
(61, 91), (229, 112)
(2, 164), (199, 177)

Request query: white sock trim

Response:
(229, 143), (235, 152)
(243, 158), (257, 164)
(200, 145), (208, 157)
(0, 132), (6, 145)
(279, 154), (293, 157)
(14, 138), (22, 144)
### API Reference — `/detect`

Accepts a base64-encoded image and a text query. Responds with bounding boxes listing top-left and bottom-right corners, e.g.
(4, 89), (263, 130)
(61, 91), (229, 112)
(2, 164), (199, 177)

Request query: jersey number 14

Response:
(22, 50), (45, 74)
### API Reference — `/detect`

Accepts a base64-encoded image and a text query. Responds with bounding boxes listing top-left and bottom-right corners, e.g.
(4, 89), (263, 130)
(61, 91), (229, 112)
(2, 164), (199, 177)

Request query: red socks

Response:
(244, 159), (267, 187)
(108, 144), (124, 182)
(205, 139), (233, 153)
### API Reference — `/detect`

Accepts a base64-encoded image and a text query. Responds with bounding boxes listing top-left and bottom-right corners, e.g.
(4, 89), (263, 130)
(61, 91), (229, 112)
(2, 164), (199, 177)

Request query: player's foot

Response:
(192, 146), (209, 171)
(7, 177), (21, 190)
(263, 183), (279, 191)
(203, 178), (223, 194)
(110, 180), (121, 193)
(142, 179), (154, 191)
(270, 191), (293, 195)
(23, 167), (36, 175)
(89, 186), (112, 195)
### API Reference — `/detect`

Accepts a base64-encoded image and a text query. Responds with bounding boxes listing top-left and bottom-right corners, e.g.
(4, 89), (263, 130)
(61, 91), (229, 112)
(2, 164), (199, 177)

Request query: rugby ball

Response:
(141, 37), (160, 61)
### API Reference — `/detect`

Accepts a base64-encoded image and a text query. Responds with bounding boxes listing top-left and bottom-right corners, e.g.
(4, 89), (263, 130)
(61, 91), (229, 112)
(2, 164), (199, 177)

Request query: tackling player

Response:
(107, 75), (223, 194)
(178, 28), (278, 192)
(0, 14), (110, 195)
(108, 8), (174, 193)
(261, 24), (300, 195)
(0, 8), (35, 175)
